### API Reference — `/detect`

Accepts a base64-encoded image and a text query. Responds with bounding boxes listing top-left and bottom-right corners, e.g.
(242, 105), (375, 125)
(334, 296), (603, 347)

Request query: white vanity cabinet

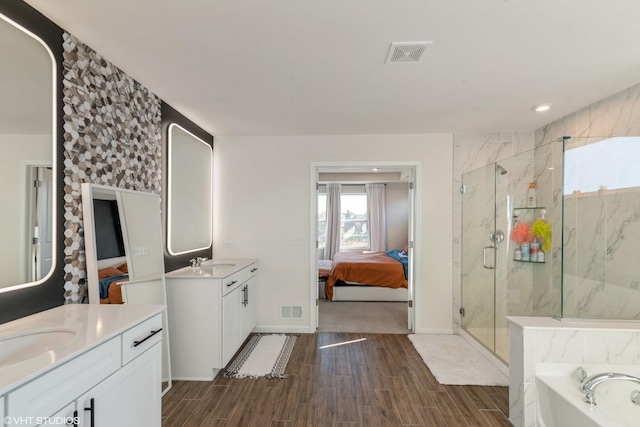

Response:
(166, 260), (258, 380)
(221, 274), (258, 364)
(76, 342), (161, 427)
(0, 306), (163, 427)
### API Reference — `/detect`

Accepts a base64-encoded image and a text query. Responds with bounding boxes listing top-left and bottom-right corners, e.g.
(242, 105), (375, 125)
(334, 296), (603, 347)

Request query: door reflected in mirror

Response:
(0, 13), (56, 292)
(167, 123), (212, 255)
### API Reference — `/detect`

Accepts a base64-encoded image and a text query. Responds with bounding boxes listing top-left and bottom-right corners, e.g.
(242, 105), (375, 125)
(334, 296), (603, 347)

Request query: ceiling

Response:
(21, 0), (640, 137)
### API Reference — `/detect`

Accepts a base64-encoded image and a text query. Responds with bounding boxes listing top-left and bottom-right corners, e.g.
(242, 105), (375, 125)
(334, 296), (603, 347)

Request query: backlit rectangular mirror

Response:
(0, 11), (57, 293)
(167, 123), (213, 255)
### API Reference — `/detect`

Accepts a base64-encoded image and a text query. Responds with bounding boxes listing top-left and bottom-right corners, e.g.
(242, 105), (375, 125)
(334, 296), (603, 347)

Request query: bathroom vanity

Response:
(165, 259), (258, 380)
(0, 304), (165, 427)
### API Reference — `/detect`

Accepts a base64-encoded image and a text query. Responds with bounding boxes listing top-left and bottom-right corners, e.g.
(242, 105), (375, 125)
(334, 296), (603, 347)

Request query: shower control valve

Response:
(490, 230), (505, 244)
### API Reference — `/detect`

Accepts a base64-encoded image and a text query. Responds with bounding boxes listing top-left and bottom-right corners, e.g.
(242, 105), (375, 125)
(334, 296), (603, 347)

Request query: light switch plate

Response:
(291, 237), (304, 245)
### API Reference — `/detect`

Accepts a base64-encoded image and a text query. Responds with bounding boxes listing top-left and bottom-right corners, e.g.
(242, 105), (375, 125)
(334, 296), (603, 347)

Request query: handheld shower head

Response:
(496, 164), (508, 175)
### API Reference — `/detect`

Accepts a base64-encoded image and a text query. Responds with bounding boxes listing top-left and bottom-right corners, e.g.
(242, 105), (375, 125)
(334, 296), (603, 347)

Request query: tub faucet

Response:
(579, 372), (640, 405)
(190, 257), (208, 268)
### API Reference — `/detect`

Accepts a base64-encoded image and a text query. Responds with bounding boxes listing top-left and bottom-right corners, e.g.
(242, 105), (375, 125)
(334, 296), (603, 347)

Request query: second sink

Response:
(0, 329), (76, 368)
(204, 264), (236, 270)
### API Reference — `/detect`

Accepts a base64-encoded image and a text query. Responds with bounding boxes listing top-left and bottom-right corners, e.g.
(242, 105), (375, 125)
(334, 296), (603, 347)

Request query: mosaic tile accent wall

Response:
(61, 33), (162, 303)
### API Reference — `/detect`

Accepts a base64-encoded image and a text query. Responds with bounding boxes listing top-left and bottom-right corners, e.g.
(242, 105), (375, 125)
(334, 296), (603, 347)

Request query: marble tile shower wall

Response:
(531, 141), (563, 318)
(61, 33), (162, 303)
(534, 82), (640, 319)
(453, 131), (535, 330)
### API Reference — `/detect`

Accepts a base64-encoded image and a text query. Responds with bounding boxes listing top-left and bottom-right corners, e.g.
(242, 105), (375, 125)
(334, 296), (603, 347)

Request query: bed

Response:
(97, 260), (128, 304)
(324, 250), (408, 301)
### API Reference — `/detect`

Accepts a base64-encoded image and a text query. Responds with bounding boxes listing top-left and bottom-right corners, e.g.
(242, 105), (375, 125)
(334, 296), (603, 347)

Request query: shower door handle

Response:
(483, 245), (496, 269)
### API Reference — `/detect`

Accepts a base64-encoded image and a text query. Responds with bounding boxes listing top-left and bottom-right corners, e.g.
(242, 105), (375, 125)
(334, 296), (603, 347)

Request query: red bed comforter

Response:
(325, 251), (408, 301)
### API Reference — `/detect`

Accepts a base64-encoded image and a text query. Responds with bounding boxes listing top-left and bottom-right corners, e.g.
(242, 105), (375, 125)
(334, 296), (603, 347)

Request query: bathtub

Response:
(536, 364), (640, 427)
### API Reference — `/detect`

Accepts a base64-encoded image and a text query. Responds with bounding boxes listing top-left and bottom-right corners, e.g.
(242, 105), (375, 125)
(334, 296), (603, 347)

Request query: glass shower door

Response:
(461, 164), (497, 353)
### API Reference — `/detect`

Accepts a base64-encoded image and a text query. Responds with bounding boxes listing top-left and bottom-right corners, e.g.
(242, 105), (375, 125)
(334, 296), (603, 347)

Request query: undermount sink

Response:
(0, 329), (76, 368)
(203, 264), (236, 270)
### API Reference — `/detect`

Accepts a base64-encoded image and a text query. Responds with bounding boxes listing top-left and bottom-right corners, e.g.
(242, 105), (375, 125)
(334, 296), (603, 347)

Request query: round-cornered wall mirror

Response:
(167, 123), (213, 255)
(161, 101), (213, 273)
(0, 11), (56, 293)
(0, 0), (65, 324)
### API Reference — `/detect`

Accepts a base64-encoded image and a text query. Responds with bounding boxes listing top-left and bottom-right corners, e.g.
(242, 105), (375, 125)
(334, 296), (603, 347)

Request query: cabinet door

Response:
(222, 285), (243, 366)
(6, 337), (120, 423)
(77, 342), (162, 427)
(242, 276), (258, 338)
(41, 402), (76, 426)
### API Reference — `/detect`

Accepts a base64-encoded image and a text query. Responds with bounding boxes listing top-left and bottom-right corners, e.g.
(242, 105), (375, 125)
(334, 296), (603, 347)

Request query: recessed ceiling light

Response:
(372, 168), (379, 172)
(532, 103), (552, 112)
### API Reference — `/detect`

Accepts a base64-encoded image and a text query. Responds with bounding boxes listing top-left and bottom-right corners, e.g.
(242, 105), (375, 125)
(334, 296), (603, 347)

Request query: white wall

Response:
(213, 134), (454, 333)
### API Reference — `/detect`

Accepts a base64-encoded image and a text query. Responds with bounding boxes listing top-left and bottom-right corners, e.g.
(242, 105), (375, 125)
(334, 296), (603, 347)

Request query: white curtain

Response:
(366, 183), (386, 252)
(324, 183), (341, 260)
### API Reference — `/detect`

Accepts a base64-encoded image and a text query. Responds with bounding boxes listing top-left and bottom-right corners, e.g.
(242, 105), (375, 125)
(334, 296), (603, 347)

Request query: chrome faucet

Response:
(579, 372), (640, 405)
(189, 257), (208, 268)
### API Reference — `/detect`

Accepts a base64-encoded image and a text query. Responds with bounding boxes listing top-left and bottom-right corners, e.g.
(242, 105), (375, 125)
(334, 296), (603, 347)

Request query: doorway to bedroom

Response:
(309, 162), (418, 333)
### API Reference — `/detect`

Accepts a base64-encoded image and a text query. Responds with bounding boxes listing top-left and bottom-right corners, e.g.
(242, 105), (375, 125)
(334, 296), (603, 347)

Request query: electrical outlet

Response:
(291, 237), (304, 246)
(223, 241), (233, 248)
(133, 245), (148, 256)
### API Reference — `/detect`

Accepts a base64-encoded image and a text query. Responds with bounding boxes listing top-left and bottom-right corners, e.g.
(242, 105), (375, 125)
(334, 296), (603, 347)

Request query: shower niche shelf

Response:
(513, 206), (546, 212)
(513, 259), (545, 264)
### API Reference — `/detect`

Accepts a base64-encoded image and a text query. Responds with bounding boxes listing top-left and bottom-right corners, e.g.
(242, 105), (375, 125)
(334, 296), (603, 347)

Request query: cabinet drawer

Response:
(7, 336), (120, 420)
(222, 263), (257, 296)
(122, 313), (163, 365)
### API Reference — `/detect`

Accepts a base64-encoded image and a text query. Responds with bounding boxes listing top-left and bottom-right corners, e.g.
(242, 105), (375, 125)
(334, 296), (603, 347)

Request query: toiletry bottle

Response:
(537, 250), (545, 263)
(521, 243), (530, 261)
(530, 242), (539, 260)
(514, 247), (522, 261)
(527, 182), (536, 207)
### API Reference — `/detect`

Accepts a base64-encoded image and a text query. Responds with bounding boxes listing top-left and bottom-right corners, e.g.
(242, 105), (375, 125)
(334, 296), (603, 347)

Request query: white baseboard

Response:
(252, 325), (315, 334)
(172, 371), (218, 381)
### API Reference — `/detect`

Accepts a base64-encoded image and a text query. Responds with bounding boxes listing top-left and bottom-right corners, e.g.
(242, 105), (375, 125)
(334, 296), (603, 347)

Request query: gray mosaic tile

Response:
(62, 33), (162, 303)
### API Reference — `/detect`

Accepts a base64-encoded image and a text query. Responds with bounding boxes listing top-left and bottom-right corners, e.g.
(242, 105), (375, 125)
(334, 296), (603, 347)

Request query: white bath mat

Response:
(222, 334), (297, 379)
(408, 334), (508, 386)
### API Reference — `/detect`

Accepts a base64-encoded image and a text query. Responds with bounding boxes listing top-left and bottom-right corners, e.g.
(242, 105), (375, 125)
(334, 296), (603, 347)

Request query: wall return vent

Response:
(385, 41), (432, 64)
(281, 305), (303, 319)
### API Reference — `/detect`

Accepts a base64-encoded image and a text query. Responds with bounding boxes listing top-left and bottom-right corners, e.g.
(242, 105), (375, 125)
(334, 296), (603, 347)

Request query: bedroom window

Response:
(340, 193), (369, 250)
(317, 191), (370, 251)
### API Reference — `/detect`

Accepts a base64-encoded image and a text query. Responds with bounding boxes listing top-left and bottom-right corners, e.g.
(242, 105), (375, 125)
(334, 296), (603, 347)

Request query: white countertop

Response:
(0, 304), (165, 395)
(507, 316), (640, 331)
(165, 258), (257, 279)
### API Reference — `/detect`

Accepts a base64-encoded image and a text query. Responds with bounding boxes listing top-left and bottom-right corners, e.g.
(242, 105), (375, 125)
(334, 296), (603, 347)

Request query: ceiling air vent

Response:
(385, 41), (432, 64)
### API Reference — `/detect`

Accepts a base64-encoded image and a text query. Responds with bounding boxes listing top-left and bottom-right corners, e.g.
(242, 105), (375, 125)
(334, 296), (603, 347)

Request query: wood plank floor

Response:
(162, 333), (510, 427)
